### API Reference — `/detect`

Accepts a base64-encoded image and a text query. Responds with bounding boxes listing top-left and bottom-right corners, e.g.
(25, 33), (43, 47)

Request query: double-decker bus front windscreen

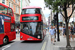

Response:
(20, 22), (43, 36)
(21, 8), (41, 14)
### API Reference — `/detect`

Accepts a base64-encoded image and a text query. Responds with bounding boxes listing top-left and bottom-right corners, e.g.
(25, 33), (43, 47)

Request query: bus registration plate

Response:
(27, 38), (32, 40)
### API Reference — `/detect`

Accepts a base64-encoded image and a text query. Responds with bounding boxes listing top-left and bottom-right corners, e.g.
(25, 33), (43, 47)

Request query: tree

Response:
(44, 0), (75, 48)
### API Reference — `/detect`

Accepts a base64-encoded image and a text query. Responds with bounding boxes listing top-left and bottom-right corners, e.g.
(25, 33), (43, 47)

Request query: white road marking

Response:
(41, 41), (47, 50)
(2, 45), (11, 50)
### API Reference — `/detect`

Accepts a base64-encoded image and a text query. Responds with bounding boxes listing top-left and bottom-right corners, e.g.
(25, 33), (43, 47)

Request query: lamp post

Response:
(56, 12), (60, 41)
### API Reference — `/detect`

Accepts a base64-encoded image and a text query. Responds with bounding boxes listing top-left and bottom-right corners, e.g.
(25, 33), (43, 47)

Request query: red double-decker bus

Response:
(20, 6), (46, 41)
(0, 3), (16, 45)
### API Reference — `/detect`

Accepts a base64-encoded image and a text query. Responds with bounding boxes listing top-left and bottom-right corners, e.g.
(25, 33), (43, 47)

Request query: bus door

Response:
(11, 24), (15, 39)
(0, 15), (4, 34)
(0, 15), (4, 44)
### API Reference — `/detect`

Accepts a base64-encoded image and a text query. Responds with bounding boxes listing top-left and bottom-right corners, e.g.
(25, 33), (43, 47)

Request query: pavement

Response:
(13, 33), (20, 41)
(46, 31), (75, 50)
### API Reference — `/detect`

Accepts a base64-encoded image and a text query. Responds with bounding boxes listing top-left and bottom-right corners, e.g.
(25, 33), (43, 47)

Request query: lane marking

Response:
(41, 41), (47, 50)
(2, 45), (11, 50)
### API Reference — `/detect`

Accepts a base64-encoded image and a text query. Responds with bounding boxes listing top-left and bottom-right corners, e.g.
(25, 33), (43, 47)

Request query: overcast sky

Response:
(30, 0), (51, 21)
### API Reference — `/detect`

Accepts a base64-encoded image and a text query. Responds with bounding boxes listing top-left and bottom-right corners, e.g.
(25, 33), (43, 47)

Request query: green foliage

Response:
(44, 0), (75, 12)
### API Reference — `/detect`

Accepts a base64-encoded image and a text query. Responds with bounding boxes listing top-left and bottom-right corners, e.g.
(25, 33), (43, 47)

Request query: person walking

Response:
(63, 26), (66, 37)
(73, 25), (75, 33)
(49, 26), (55, 45)
(53, 26), (56, 42)
(70, 26), (74, 41)
(68, 26), (71, 41)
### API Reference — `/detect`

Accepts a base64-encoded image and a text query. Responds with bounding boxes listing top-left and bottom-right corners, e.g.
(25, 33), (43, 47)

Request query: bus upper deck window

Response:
(8, 8), (13, 16)
(0, 5), (7, 14)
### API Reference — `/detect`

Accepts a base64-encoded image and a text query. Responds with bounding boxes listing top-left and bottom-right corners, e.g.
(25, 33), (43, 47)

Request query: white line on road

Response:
(41, 41), (47, 50)
(2, 45), (11, 50)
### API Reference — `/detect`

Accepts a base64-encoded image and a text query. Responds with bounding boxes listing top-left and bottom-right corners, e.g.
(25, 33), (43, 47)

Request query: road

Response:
(0, 31), (49, 50)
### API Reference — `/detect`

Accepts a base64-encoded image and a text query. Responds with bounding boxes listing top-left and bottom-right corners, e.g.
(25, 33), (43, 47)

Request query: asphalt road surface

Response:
(0, 31), (49, 50)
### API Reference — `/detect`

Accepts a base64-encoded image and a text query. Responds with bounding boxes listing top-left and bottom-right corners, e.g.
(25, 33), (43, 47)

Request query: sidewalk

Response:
(13, 34), (20, 41)
(46, 32), (75, 50)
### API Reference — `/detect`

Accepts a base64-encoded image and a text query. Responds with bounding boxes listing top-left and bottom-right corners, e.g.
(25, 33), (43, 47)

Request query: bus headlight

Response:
(21, 36), (23, 38)
(38, 36), (40, 39)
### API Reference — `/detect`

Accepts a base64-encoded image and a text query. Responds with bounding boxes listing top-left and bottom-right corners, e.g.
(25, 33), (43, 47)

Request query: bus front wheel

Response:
(3, 37), (8, 44)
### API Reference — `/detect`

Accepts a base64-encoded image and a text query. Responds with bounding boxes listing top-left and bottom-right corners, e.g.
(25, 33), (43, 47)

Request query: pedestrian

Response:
(70, 25), (74, 41)
(68, 26), (71, 41)
(73, 25), (75, 33)
(63, 26), (66, 37)
(19, 28), (20, 33)
(53, 26), (56, 42)
(49, 26), (55, 45)
(16, 28), (18, 34)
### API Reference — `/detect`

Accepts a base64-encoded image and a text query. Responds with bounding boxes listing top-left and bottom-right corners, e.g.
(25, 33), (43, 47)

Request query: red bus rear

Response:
(20, 6), (46, 41)
(0, 3), (16, 45)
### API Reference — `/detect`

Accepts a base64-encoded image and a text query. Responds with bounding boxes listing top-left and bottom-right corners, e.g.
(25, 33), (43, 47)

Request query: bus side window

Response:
(0, 5), (7, 14)
(11, 24), (15, 32)
(8, 8), (13, 16)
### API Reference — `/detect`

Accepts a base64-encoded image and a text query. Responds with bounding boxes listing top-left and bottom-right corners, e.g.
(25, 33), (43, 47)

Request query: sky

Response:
(30, 0), (51, 21)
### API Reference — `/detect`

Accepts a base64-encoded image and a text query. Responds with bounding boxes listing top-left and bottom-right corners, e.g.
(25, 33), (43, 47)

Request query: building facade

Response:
(22, 0), (30, 8)
(0, 0), (30, 22)
(0, 0), (30, 27)
(48, 11), (54, 26)
(20, 0), (30, 15)
(0, 0), (21, 23)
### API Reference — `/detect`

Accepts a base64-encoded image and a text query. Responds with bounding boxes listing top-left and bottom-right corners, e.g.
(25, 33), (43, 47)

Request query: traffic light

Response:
(53, 14), (57, 25)
(54, 14), (57, 20)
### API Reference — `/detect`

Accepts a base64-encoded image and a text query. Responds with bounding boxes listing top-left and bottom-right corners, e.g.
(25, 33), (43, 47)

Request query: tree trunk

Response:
(64, 3), (71, 48)
(65, 20), (71, 48)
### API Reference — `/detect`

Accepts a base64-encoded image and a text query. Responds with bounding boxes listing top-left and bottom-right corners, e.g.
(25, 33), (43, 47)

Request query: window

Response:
(21, 22), (41, 35)
(11, 0), (13, 1)
(16, 6), (19, 13)
(21, 8), (41, 14)
(17, 0), (19, 4)
(9, 2), (10, 7)
(9, 2), (13, 9)
(16, 6), (18, 13)
(15, 0), (17, 3)
(11, 3), (13, 9)
(2, 0), (5, 4)
(11, 24), (15, 31)
(17, 7), (19, 13)
(15, 15), (19, 21)
(0, 5), (7, 14)
(8, 8), (13, 16)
